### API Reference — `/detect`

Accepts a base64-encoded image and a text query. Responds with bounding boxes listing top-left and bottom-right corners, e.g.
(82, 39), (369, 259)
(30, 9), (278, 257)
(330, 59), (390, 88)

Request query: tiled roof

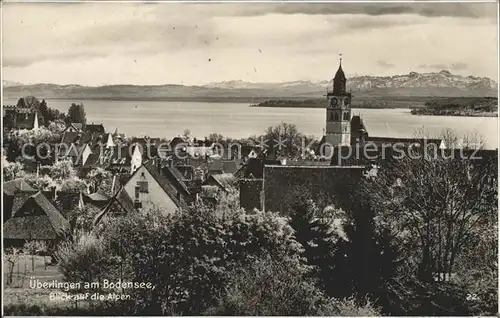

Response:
(84, 124), (105, 134)
(221, 160), (240, 174)
(4, 192), (70, 240)
(93, 186), (135, 225)
(366, 136), (443, 146)
(86, 192), (110, 202)
(72, 123), (84, 130)
(236, 158), (281, 179)
(208, 159), (223, 172)
(143, 161), (192, 207)
(61, 131), (93, 145)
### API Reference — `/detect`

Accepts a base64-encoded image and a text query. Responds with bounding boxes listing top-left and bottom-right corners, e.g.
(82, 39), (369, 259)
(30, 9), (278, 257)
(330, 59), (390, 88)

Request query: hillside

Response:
(411, 97), (498, 117)
(3, 70), (497, 102)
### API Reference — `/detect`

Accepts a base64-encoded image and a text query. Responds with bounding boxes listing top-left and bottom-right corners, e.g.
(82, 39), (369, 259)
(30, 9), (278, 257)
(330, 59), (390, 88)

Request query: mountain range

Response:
(3, 70), (497, 102)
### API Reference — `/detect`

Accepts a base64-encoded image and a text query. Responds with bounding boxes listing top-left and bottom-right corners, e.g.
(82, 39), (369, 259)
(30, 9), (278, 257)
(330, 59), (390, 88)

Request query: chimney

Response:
(134, 184), (142, 209)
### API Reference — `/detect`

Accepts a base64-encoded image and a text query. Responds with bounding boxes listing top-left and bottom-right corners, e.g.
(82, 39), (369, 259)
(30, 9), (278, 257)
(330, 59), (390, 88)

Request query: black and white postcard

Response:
(2, 1), (498, 316)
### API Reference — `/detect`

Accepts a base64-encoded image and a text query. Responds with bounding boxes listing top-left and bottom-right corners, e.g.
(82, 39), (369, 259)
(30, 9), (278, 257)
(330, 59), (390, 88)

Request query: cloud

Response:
(377, 60), (395, 68)
(215, 3), (497, 19)
(418, 62), (469, 71)
(3, 51), (110, 68)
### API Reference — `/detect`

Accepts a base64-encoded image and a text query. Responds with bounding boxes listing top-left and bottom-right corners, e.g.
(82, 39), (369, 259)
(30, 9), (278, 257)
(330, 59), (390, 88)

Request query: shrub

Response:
(55, 231), (121, 290)
(206, 255), (380, 316)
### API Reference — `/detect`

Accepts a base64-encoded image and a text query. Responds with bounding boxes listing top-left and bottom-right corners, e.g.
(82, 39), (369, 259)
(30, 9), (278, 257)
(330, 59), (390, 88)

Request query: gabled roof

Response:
(61, 131), (93, 145)
(222, 160), (240, 174)
(351, 115), (366, 132)
(86, 192), (110, 202)
(236, 158), (281, 179)
(3, 179), (36, 196)
(84, 124), (105, 134)
(108, 145), (133, 166)
(72, 123), (84, 130)
(64, 123), (84, 132)
(4, 192), (70, 240)
(93, 186), (135, 225)
(366, 136), (443, 147)
(142, 161), (192, 207)
(208, 159), (223, 172)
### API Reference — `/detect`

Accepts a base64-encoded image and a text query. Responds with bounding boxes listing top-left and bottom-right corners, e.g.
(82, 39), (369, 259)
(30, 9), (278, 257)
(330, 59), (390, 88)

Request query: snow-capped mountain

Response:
(203, 70), (497, 91)
(3, 70), (496, 100)
(346, 70), (497, 90)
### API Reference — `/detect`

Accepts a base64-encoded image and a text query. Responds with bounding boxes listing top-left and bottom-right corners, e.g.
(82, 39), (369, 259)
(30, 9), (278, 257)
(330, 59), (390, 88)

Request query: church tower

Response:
(325, 57), (351, 147)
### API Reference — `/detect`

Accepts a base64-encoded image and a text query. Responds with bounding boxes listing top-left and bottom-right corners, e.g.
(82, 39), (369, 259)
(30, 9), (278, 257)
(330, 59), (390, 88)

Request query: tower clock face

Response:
(330, 98), (338, 107)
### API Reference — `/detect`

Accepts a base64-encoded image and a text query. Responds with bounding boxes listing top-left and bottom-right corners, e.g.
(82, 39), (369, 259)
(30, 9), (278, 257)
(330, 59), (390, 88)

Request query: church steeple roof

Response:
(334, 57), (346, 82)
(332, 55), (347, 95)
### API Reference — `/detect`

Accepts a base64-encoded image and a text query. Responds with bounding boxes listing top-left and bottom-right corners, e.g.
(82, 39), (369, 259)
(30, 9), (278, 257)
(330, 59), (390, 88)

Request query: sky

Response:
(2, 1), (499, 86)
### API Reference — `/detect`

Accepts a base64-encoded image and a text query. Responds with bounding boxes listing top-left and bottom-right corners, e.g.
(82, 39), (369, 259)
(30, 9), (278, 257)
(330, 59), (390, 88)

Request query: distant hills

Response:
(3, 70), (497, 103)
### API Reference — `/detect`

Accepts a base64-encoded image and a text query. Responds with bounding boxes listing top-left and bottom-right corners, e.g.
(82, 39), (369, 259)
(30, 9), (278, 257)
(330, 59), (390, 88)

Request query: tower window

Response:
(343, 112), (350, 121)
(333, 112), (339, 121)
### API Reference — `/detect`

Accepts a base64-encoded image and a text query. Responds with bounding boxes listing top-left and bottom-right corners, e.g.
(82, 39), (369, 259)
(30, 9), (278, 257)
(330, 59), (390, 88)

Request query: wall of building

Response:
(239, 178), (263, 212)
(124, 165), (178, 215)
(263, 166), (364, 215)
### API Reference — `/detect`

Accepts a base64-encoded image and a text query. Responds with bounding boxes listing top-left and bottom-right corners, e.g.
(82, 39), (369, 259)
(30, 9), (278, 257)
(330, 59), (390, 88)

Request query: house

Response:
(3, 96), (42, 130)
(63, 123), (84, 133)
(83, 123), (105, 134)
(83, 192), (110, 209)
(41, 188), (82, 218)
(262, 165), (365, 214)
(3, 179), (37, 223)
(94, 186), (136, 224)
(239, 165), (366, 214)
(131, 137), (160, 159)
(229, 144), (265, 160)
(234, 158), (281, 179)
(204, 174), (237, 193)
(97, 160), (196, 221)
(106, 144), (142, 174)
(4, 192), (71, 247)
(169, 136), (188, 151)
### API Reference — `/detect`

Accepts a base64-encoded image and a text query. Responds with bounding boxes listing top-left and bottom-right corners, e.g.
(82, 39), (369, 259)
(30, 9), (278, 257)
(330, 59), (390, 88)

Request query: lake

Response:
(4, 99), (498, 149)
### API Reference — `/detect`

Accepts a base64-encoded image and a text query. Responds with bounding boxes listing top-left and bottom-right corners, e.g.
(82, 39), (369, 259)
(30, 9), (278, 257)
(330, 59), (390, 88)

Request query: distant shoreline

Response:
(409, 97), (498, 117)
(410, 110), (498, 117)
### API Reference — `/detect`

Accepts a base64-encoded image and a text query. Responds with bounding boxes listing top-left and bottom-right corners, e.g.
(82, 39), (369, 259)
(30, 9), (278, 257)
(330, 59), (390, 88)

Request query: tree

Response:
(47, 119), (67, 134)
(288, 199), (350, 295)
(2, 154), (25, 181)
(207, 133), (224, 144)
(4, 247), (21, 286)
(9, 127), (60, 165)
(361, 149), (497, 314)
(263, 122), (305, 158)
(93, 204), (305, 315)
(47, 159), (77, 180)
(67, 103), (86, 125)
(86, 167), (111, 193)
(24, 174), (56, 191)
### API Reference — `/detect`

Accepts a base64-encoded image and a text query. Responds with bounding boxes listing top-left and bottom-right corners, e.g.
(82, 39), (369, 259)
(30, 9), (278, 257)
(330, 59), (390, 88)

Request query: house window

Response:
(138, 172), (149, 193)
